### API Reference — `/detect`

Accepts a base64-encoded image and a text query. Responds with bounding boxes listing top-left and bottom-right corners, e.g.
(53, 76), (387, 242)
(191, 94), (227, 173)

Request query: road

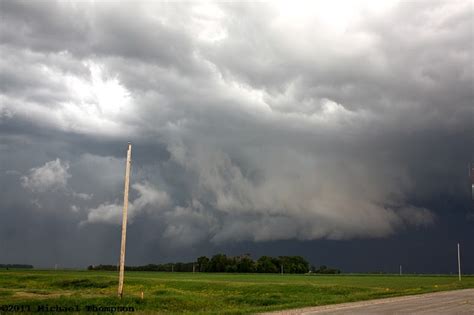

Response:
(262, 288), (474, 314)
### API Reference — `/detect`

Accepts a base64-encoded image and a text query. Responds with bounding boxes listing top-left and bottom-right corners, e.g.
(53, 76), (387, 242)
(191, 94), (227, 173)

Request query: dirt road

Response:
(262, 288), (474, 314)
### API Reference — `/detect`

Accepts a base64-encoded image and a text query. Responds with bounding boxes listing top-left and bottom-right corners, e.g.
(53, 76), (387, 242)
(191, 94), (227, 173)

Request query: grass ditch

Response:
(0, 270), (473, 314)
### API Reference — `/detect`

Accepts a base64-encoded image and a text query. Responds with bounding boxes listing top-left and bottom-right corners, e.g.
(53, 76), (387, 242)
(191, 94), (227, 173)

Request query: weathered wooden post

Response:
(118, 143), (132, 298)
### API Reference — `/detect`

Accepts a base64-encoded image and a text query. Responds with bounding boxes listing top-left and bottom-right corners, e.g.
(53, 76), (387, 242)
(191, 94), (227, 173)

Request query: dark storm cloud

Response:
(0, 0), (472, 268)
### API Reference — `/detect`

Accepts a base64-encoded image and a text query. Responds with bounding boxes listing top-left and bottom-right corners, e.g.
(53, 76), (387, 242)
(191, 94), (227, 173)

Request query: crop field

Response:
(1, 270), (473, 314)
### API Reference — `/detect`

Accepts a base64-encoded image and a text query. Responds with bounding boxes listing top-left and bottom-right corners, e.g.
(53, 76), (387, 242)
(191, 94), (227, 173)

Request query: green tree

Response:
(236, 255), (256, 273)
(209, 254), (229, 272)
(256, 256), (278, 273)
(197, 256), (210, 272)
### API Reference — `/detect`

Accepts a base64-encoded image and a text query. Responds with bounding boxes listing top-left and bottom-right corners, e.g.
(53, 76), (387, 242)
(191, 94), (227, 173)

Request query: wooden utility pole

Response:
(458, 243), (461, 281)
(118, 143), (132, 298)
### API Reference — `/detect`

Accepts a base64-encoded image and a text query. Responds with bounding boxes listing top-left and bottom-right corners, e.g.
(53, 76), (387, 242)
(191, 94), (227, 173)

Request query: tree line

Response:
(88, 254), (341, 274)
(0, 264), (34, 269)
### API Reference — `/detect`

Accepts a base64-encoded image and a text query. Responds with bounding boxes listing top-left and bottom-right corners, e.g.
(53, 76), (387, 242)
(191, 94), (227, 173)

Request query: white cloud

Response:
(83, 181), (171, 225)
(83, 202), (122, 225)
(1, 52), (135, 137)
(72, 192), (93, 200)
(21, 159), (71, 193)
(131, 182), (171, 213)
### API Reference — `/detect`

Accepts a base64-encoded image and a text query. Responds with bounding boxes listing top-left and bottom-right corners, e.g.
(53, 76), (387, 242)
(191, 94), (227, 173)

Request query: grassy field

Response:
(0, 270), (473, 314)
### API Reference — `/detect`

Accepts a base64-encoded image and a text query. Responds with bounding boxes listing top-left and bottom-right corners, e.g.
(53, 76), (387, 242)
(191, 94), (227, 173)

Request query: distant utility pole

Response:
(118, 143), (132, 298)
(281, 265), (283, 275)
(193, 263), (195, 273)
(172, 264), (174, 272)
(469, 163), (474, 201)
(399, 265), (402, 276)
(458, 243), (461, 281)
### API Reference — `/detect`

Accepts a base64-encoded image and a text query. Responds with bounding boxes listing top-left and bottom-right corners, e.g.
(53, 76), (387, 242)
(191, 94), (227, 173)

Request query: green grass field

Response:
(1, 270), (473, 314)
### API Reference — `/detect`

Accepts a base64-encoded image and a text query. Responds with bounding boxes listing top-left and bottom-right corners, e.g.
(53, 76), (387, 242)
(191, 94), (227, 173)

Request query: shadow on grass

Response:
(53, 279), (115, 289)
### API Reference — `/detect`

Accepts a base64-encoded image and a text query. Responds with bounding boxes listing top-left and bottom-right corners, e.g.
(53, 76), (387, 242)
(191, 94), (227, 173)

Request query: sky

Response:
(0, 0), (473, 273)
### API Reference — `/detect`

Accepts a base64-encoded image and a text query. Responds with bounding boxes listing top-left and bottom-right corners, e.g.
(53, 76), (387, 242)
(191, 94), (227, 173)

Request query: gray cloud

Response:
(0, 0), (473, 267)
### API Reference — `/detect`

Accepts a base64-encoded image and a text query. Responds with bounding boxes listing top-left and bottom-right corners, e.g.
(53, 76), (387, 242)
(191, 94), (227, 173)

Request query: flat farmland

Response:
(1, 270), (473, 314)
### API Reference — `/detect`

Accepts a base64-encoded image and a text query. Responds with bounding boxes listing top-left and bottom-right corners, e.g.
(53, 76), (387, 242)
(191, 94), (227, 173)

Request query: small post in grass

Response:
(457, 243), (461, 281)
(118, 142), (132, 298)
(399, 265), (402, 276)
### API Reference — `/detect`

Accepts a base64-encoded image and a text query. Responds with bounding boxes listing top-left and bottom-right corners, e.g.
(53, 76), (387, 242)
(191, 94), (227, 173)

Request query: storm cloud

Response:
(0, 0), (472, 270)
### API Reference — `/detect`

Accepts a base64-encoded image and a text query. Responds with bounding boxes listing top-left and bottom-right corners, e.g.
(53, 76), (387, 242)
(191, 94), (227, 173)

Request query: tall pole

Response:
(399, 265), (402, 276)
(457, 243), (461, 281)
(118, 143), (132, 298)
